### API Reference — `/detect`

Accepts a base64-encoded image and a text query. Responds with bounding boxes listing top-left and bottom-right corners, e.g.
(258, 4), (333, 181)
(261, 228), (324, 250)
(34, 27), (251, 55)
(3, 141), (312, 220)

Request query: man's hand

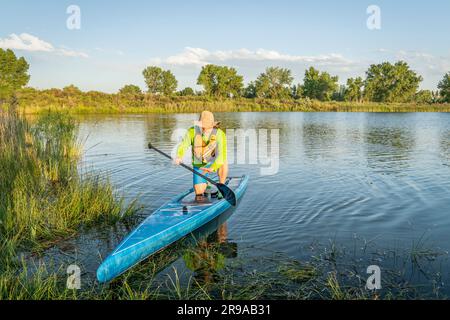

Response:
(174, 157), (183, 165)
(200, 167), (214, 173)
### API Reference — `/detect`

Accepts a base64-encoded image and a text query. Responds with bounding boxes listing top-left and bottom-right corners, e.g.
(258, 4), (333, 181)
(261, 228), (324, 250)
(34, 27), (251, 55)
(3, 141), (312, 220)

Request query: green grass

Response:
(0, 231), (447, 300)
(9, 89), (450, 114)
(0, 105), (140, 299)
(0, 107), (138, 251)
(1, 102), (448, 300)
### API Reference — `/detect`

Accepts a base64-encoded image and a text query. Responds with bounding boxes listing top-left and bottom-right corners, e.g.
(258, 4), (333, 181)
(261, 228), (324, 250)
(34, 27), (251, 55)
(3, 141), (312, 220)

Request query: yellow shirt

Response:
(177, 126), (227, 172)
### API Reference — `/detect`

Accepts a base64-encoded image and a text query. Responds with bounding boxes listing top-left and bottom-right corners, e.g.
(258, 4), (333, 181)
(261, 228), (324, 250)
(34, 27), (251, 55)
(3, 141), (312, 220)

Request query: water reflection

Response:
(67, 112), (450, 285)
(302, 122), (337, 161)
(440, 129), (450, 167)
(364, 127), (415, 174)
(183, 224), (237, 285)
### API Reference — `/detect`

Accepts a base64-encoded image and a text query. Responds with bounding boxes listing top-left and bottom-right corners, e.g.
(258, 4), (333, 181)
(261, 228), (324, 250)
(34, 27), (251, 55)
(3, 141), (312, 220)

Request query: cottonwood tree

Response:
(364, 61), (422, 103)
(242, 81), (257, 98)
(255, 67), (293, 99)
(62, 85), (82, 96)
(344, 77), (364, 102)
(414, 90), (434, 104)
(438, 72), (450, 103)
(0, 49), (30, 103)
(302, 67), (339, 101)
(143, 66), (178, 96)
(197, 64), (243, 98)
(118, 85), (143, 106)
(119, 84), (142, 96)
(290, 84), (303, 100)
(178, 87), (195, 96)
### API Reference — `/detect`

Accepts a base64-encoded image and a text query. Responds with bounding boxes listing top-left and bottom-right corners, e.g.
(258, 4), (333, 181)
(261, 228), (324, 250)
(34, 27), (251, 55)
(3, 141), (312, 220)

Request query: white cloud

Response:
(150, 47), (449, 90)
(389, 50), (450, 78)
(0, 33), (88, 58)
(153, 47), (353, 67)
(57, 47), (89, 58)
(0, 33), (54, 52)
(371, 49), (450, 88)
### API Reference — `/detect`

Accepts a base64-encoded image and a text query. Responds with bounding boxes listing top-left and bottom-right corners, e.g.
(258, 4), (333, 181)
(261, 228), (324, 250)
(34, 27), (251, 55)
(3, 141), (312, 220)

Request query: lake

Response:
(50, 112), (450, 295)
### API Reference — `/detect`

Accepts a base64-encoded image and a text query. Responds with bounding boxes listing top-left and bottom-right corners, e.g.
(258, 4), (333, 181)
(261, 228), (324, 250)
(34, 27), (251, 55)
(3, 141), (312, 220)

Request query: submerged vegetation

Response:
(0, 230), (447, 300)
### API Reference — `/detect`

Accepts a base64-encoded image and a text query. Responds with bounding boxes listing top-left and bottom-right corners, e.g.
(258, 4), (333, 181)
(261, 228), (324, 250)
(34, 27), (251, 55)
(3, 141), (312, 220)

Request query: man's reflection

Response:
(183, 223), (237, 285)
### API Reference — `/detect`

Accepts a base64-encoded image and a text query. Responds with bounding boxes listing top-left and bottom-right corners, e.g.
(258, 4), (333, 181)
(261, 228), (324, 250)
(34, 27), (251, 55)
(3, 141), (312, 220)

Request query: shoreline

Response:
(11, 99), (450, 115)
(0, 88), (446, 114)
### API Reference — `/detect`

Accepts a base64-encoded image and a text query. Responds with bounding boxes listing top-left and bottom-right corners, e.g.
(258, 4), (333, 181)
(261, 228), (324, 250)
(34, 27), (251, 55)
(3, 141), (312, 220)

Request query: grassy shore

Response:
(1, 232), (446, 300)
(0, 103), (447, 300)
(0, 106), (139, 297)
(12, 89), (450, 114)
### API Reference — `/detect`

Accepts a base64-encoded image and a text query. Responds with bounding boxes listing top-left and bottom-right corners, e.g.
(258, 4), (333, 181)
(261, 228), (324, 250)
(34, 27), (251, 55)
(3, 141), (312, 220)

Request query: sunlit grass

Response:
(0, 105), (140, 299)
(1, 104), (448, 300)
(0, 232), (447, 300)
(14, 91), (450, 114)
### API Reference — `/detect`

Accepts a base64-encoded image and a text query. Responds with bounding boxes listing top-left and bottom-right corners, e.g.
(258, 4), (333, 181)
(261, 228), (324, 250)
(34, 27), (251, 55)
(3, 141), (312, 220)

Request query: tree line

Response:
(1, 48), (450, 105)
(139, 63), (450, 104)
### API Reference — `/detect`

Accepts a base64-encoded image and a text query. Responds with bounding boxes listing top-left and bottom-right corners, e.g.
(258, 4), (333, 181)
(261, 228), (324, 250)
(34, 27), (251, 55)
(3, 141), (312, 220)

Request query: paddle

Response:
(148, 143), (237, 206)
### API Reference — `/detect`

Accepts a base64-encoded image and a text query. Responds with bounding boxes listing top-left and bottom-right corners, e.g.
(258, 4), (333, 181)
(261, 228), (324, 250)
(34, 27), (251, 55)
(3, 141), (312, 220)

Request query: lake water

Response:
(63, 112), (450, 293)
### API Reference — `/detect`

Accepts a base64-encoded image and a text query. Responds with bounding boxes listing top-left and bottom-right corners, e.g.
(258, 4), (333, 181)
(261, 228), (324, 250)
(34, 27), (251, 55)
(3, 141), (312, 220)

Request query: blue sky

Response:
(1, 0), (449, 92)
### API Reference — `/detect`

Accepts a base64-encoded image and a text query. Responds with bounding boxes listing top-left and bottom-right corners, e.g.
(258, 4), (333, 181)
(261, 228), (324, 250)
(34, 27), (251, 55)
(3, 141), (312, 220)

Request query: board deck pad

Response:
(97, 175), (249, 283)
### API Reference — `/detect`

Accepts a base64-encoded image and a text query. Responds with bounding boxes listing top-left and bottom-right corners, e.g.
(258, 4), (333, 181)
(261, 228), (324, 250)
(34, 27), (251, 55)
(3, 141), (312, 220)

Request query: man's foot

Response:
(195, 194), (208, 203)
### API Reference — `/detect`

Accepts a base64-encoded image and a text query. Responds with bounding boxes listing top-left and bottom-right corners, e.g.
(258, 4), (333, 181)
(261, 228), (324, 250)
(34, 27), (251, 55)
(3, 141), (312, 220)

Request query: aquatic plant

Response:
(0, 105), (140, 298)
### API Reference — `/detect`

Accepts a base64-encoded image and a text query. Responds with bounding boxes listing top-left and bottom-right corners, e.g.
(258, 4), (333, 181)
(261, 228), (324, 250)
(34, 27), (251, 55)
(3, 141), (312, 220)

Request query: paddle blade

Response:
(217, 183), (237, 206)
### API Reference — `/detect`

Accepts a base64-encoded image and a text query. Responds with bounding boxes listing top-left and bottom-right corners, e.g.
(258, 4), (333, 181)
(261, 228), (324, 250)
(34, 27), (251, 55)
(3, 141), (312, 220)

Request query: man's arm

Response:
(176, 128), (193, 162)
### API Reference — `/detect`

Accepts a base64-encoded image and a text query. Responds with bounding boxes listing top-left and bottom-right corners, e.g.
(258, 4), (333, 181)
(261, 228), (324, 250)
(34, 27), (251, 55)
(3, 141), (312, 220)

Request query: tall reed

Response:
(0, 106), (138, 252)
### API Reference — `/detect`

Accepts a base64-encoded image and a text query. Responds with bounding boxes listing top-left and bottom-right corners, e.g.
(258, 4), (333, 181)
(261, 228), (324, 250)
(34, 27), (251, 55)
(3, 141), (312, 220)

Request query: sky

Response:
(0, 0), (449, 92)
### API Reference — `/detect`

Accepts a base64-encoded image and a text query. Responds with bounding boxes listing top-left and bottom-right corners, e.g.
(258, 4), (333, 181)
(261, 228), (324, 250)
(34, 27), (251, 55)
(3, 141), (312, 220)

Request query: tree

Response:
(118, 85), (143, 107)
(332, 85), (346, 101)
(197, 64), (243, 98)
(62, 85), (82, 95)
(119, 84), (142, 96)
(437, 72), (450, 103)
(242, 81), (257, 98)
(302, 67), (339, 101)
(142, 66), (178, 95)
(178, 87), (195, 96)
(255, 67), (293, 99)
(344, 77), (364, 102)
(0, 49), (30, 102)
(414, 90), (433, 104)
(364, 61), (422, 103)
(291, 84), (303, 99)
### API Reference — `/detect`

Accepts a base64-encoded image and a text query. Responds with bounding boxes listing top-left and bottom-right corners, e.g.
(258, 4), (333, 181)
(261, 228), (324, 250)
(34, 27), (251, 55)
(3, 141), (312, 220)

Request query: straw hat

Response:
(198, 111), (219, 129)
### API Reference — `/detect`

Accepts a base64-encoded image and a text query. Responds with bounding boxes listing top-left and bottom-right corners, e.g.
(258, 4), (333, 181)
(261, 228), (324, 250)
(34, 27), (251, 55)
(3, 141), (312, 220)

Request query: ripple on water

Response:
(65, 113), (450, 284)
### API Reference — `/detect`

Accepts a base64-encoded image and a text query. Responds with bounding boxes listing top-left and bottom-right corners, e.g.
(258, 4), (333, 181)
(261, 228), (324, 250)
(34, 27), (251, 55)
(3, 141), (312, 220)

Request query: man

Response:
(175, 111), (228, 201)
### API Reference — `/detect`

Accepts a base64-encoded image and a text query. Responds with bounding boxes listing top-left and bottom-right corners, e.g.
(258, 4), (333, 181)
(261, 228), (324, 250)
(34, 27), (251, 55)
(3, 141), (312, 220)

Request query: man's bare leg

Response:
(195, 161), (228, 196)
(218, 160), (228, 184)
(194, 183), (207, 195)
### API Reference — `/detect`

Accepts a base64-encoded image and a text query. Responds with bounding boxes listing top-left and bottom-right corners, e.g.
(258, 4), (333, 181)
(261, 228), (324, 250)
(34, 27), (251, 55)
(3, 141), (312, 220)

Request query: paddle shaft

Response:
(148, 143), (219, 186)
